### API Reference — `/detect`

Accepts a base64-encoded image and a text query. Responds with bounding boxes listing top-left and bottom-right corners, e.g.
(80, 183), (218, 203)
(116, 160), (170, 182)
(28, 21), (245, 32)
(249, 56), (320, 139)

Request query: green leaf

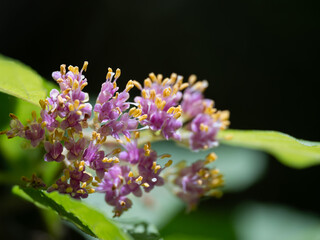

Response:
(12, 185), (130, 240)
(0, 54), (57, 106)
(234, 202), (320, 240)
(218, 129), (320, 168)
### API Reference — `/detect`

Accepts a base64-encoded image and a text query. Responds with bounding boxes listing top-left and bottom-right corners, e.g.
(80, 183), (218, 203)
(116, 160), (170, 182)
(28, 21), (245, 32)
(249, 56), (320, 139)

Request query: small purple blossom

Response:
(189, 114), (221, 151)
(44, 141), (65, 162)
(25, 122), (45, 147)
(65, 138), (86, 160)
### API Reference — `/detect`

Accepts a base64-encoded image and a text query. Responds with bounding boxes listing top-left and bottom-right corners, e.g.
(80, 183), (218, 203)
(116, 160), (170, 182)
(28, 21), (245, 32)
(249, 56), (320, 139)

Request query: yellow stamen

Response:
(179, 82), (189, 90)
(149, 72), (157, 82)
(115, 68), (121, 79)
(128, 171), (134, 178)
(200, 123), (209, 132)
(142, 183), (150, 188)
(132, 80), (142, 90)
(163, 88), (171, 97)
(188, 74), (197, 85)
(66, 187), (73, 193)
(205, 152), (217, 164)
(165, 160), (173, 167)
(139, 114), (148, 121)
(144, 78), (152, 88)
(60, 64), (66, 75)
(160, 154), (171, 159)
(81, 61), (88, 72)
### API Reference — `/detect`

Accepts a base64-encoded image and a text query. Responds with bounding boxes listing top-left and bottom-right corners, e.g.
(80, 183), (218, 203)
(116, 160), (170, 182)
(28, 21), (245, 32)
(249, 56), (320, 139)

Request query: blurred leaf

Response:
(164, 234), (217, 240)
(12, 185), (130, 240)
(152, 141), (268, 192)
(234, 202), (320, 240)
(0, 54), (57, 106)
(161, 204), (237, 240)
(219, 129), (320, 168)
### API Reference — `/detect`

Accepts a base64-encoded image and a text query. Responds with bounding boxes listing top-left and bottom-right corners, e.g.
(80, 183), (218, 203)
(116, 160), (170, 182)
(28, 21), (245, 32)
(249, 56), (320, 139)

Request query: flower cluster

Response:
(1, 62), (230, 216)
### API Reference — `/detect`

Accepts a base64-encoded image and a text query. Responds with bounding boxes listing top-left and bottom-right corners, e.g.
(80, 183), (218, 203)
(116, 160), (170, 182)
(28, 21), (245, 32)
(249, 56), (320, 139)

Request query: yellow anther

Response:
(120, 201), (126, 206)
(162, 78), (170, 86)
(66, 187), (73, 193)
(197, 179), (203, 185)
(160, 154), (171, 159)
(206, 152), (217, 164)
(129, 107), (137, 116)
(63, 88), (71, 95)
(135, 176), (143, 182)
(142, 89), (148, 99)
(126, 80), (134, 92)
(165, 160), (173, 168)
(157, 74), (163, 82)
(188, 74), (197, 85)
(108, 67), (113, 73)
(144, 78), (152, 88)
(150, 89), (156, 100)
(78, 104), (86, 111)
(170, 73), (177, 83)
(128, 171), (134, 178)
(149, 72), (157, 82)
(142, 183), (150, 188)
(132, 80), (142, 90)
(115, 68), (121, 79)
(74, 99), (80, 109)
(113, 158), (120, 163)
(31, 111), (37, 121)
(200, 123), (209, 132)
(56, 78), (63, 83)
(92, 182), (99, 187)
(68, 104), (75, 112)
(127, 180), (132, 185)
(102, 157), (109, 163)
(81, 182), (87, 188)
(73, 80), (79, 90)
(76, 111), (82, 116)
(52, 183), (58, 189)
(61, 176), (67, 182)
(60, 64), (66, 75)
(112, 148), (122, 155)
(124, 135), (131, 142)
(133, 109), (142, 118)
(211, 169), (220, 175)
(134, 131), (140, 139)
(179, 82), (189, 91)
(88, 188), (95, 194)
(139, 114), (148, 121)
(193, 80), (208, 92)
(106, 71), (112, 80)
(163, 88), (171, 97)
(81, 61), (88, 72)
(167, 107), (175, 114)
(151, 161), (157, 170)
(77, 189), (85, 194)
(41, 122), (47, 128)
(80, 82), (88, 90)
(95, 176), (102, 183)
(174, 112), (181, 119)
(154, 165), (161, 173)
(39, 99), (47, 110)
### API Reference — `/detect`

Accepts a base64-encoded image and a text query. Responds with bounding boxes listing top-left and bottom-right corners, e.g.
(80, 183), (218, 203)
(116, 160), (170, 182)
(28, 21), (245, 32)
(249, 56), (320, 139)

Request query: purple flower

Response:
(173, 159), (223, 211)
(119, 141), (141, 164)
(138, 151), (165, 192)
(189, 114), (221, 151)
(134, 73), (184, 140)
(65, 138), (86, 160)
(61, 113), (82, 132)
(25, 123), (45, 147)
(96, 165), (141, 216)
(44, 141), (65, 162)
(6, 114), (25, 139)
(98, 113), (138, 139)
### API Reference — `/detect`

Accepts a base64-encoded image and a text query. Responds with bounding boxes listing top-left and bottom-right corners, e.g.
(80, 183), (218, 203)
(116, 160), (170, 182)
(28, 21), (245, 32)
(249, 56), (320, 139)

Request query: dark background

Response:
(0, 0), (319, 239)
